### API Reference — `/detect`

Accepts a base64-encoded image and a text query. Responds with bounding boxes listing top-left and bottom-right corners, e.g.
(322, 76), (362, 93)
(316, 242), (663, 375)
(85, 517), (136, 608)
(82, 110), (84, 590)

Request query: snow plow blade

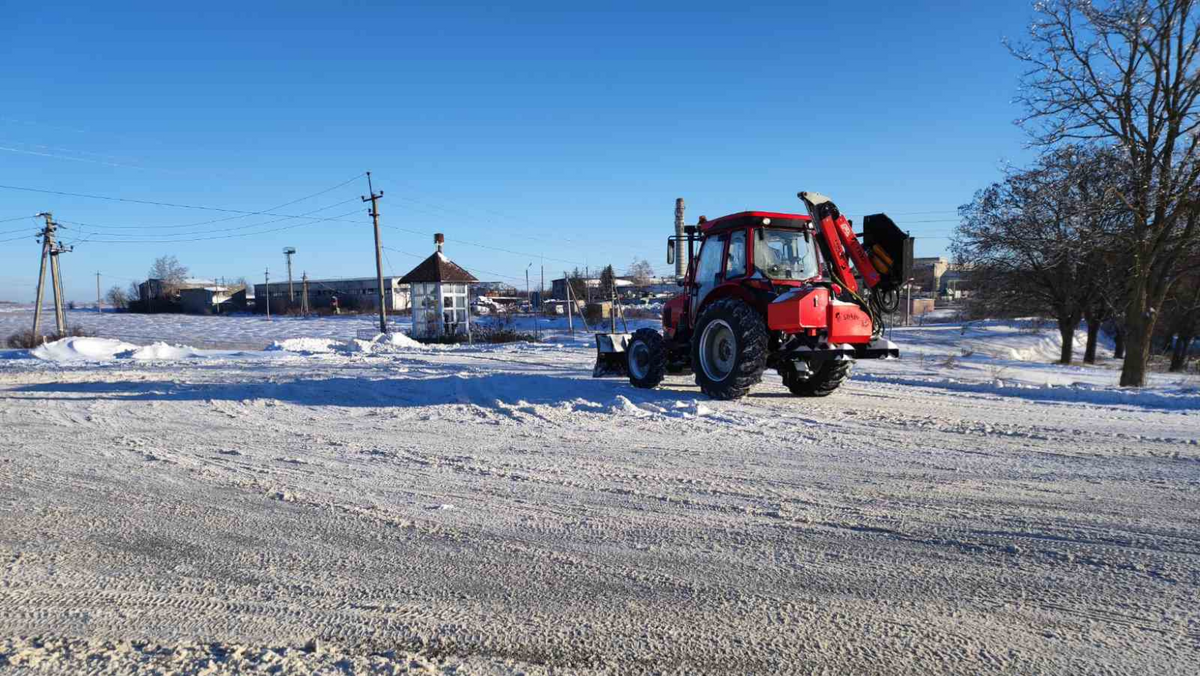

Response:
(593, 333), (632, 377)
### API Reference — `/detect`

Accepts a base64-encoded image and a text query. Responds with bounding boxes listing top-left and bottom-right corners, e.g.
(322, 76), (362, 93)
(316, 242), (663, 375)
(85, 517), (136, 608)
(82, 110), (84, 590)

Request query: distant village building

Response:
(138, 278), (217, 303)
(179, 285), (248, 315)
(551, 276), (636, 301)
(253, 276), (411, 314)
(400, 233), (478, 339)
(912, 257), (950, 294)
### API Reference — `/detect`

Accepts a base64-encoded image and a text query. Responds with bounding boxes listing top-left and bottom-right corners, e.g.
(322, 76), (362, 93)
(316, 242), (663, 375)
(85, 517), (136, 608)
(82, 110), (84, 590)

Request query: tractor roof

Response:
(700, 211), (811, 234)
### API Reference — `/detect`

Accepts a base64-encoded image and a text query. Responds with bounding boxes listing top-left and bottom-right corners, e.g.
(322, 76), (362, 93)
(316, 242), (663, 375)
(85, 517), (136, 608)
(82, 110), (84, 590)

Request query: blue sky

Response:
(0, 1), (1036, 302)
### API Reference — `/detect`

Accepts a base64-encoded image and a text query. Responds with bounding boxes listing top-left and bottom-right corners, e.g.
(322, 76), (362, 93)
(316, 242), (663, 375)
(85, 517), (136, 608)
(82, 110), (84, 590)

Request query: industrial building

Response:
(253, 276), (411, 314)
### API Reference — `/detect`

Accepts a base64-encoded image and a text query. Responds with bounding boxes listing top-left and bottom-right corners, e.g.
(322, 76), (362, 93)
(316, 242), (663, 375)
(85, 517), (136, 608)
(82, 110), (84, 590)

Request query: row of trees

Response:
(956, 0), (1200, 384)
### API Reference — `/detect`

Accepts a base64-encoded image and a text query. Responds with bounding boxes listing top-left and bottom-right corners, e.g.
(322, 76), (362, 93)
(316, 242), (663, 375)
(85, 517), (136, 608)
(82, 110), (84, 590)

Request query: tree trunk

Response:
(1113, 326), (1126, 359)
(1084, 320), (1100, 364)
(1169, 334), (1192, 372)
(1058, 315), (1078, 365)
(1120, 317), (1152, 387)
(1119, 279), (1151, 387)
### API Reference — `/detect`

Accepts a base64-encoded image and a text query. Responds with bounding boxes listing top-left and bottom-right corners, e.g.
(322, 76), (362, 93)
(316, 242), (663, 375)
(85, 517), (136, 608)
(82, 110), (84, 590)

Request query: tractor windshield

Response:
(754, 228), (819, 281)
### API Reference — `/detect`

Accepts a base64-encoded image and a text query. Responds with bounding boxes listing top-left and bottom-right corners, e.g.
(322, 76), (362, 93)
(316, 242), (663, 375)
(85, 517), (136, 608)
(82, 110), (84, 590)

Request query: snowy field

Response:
(0, 310), (1198, 674)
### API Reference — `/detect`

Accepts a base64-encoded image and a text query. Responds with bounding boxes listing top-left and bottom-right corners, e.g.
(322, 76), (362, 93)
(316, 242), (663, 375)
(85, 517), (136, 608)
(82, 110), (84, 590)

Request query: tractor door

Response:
(689, 233), (728, 324)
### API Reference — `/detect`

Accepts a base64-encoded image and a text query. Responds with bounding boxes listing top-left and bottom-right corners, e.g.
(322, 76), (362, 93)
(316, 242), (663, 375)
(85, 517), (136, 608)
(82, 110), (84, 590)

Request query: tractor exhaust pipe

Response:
(674, 198), (686, 282)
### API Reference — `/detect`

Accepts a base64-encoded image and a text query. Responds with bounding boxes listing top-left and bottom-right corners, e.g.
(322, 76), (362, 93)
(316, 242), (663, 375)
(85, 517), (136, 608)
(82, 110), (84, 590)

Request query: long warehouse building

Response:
(254, 276), (411, 314)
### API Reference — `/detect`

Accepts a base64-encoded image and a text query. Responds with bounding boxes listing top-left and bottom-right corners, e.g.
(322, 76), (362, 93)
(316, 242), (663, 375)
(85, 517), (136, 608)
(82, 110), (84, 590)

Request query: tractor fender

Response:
(696, 283), (763, 322)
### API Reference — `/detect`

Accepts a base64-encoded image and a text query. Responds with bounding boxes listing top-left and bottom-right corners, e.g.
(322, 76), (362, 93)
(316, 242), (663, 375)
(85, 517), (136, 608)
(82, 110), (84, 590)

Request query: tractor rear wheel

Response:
(627, 328), (667, 389)
(691, 298), (767, 400)
(783, 359), (853, 397)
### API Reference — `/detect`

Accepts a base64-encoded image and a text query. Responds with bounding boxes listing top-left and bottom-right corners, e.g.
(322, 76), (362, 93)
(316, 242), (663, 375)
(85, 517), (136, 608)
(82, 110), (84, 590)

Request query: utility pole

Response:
(283, 247), (297, 304)
(264, 268), (271, 320)
(362, 171), (387, 334)
(904, 279), (912, 327)
(32, 214), (53, 339)
(49, 240), (69, 335)
(301, 272), (310, 316)
(565, 280), (575, 337)
(32, 213), (70, 338)
(96, 271), (102, 313)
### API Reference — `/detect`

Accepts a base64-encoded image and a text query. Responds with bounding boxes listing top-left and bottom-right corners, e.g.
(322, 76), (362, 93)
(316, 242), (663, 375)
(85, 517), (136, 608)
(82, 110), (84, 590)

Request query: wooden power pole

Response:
(264, 268), (271, 320)
(301, 272), (310, 316)
(96, 271), (102, 313)
(361, 171), (388, 335)
(32, 213), (70, 339)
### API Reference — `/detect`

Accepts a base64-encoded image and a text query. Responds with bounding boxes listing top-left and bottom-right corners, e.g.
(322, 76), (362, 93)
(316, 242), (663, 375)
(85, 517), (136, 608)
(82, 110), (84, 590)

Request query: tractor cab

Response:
(665, 211), (819, 341)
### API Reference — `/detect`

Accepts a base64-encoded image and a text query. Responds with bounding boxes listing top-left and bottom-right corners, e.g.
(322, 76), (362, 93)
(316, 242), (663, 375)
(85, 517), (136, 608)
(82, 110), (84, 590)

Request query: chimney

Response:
(674, 198), (686, 281)
(434, 232), (444, 254)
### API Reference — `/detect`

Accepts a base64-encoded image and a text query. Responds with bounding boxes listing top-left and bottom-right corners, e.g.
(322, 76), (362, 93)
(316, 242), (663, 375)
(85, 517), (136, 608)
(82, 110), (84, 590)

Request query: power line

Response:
(72, 208), (363, 244)
(61, 196), (360, 240)
(381, 223), (587, 267)
(0, 214), (37, 224)
(0, 232), (38, 244)
(0, 174), (365, 220)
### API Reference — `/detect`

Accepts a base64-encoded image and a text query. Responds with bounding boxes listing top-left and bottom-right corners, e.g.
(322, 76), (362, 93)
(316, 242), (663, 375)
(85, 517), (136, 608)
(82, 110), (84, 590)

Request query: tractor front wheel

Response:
(783, 359), (853, 397)
(691, 298), (768, 400)
(627, 328), (667, 389)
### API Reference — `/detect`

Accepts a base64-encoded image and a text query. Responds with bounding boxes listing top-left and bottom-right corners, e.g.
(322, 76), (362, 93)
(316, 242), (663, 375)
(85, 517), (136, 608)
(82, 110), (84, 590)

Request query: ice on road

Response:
(0, 317), (1197, 674)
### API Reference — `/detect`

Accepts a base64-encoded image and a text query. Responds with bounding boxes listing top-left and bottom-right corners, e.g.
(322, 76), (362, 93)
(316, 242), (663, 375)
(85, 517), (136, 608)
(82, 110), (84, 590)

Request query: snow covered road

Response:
(1, 337), (1198, 674)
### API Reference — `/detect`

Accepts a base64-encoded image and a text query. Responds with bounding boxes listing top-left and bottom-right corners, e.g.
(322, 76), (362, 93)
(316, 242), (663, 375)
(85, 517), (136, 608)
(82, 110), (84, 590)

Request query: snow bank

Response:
(31, 337), (140, 362)
(31, 337), (216, 362)
(116, 342), (205, 360)
(384, 332), (425, 349)
(267, 338), (344, 354)
(853, 372), (1200, 411)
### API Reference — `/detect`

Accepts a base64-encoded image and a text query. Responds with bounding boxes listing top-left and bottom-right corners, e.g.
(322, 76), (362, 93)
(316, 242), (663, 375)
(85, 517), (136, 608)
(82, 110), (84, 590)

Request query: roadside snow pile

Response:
(384, 332), (425, 349)
(852, 372), (1200, 411)
(353, 331), (444, 354)
(29, 337), (224, 362)
(267, 338), (345, 354)
(31, 337), (140, 362)
(116, 342), (205, 360)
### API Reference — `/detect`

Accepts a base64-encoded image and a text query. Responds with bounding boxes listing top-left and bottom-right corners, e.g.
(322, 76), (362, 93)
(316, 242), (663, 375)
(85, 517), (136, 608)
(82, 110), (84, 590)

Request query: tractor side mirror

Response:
(667, 239), (675, 265)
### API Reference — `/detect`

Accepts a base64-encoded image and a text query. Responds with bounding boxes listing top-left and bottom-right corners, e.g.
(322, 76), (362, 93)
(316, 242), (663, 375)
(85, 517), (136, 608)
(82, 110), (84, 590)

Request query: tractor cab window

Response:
(694, 234), (726, 284)
(726, 230), (747, 278)
(754, 228), (819, 281)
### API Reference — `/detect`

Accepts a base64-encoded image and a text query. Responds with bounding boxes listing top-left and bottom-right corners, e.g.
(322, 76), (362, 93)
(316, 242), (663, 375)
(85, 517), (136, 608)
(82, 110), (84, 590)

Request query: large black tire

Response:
(783, 359), (853, 397)
(691, 298), (768, 400)
(627, 328), (667, 389)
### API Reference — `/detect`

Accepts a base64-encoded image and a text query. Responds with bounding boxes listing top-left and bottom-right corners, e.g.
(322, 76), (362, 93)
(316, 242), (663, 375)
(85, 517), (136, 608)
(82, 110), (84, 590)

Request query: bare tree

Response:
(626, 258), (655, 288)
(148, 255), (189, 295)
(104, 285), (128, 309)
(1159, 247), (1200, 370)
(1012, 0), (1200, 385)
(955, 147), (1109, 364)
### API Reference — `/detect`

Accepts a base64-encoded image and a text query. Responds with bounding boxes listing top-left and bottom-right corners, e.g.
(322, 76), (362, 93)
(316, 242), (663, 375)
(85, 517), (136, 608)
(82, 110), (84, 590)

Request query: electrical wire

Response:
(0, 174), (365, 220)
(61, 197), (361, 240)
(74, 208), (363, 244)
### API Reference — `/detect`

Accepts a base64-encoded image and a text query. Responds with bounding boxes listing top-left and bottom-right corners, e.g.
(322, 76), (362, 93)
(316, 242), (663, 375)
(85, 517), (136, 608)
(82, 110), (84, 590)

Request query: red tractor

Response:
(595, 192), (912, 399)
